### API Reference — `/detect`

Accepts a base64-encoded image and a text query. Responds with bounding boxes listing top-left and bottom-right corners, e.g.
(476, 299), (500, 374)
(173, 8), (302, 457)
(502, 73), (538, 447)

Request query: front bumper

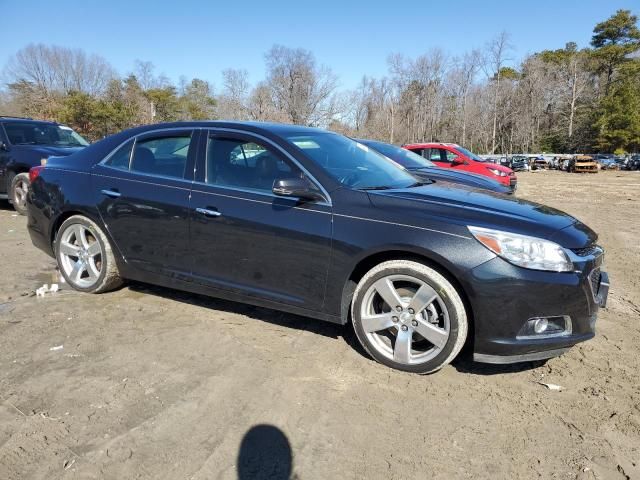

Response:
(465, 251), (608, 364)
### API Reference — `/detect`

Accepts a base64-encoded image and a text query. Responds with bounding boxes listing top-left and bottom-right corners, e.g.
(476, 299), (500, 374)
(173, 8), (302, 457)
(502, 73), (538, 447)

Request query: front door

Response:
(92, 128), (198, 278)
(188, 130), (332, 310)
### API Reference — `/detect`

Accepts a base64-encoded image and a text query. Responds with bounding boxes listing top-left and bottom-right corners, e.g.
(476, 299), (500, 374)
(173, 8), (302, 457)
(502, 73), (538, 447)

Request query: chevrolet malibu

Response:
(26, 122), (609, 373)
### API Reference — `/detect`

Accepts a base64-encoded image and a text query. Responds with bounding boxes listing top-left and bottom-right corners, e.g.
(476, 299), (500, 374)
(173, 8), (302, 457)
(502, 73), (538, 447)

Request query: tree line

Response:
(1, 9), (638, 154)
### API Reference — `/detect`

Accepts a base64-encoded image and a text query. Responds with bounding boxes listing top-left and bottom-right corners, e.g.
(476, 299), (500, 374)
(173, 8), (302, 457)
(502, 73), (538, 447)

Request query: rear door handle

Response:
(195, 207), (222, 217)
(101, 189), (121, 198)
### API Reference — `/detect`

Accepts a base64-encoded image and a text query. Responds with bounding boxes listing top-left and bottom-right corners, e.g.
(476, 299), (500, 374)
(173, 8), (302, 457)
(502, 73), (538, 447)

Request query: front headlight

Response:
(468, 226), (574, 272)
(487, 168), (507, 177)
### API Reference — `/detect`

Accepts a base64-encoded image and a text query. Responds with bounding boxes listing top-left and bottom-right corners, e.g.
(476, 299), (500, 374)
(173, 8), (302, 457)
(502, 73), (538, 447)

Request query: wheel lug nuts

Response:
(411, 320), (418, 327)
(408, 308), (415, 314)
(396, 306), (402, 312)
(392, 316), (399, 322)
(401, 325), (408, 331)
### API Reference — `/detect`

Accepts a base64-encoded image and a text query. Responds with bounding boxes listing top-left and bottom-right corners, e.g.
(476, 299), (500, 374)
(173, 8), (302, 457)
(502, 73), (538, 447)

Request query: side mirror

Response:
(451, 156), (465, 165)
(273, 177), (325, 202)
(0, 141), (8, 151)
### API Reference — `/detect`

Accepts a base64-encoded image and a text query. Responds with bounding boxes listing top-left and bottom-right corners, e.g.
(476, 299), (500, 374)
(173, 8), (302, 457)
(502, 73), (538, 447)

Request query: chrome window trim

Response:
(92, 172), (330, 215)
(204, 127), (332, 206)
(190, 182), (331, 211)
(190, 187), (331, 215)
(98, 127), (195, 173)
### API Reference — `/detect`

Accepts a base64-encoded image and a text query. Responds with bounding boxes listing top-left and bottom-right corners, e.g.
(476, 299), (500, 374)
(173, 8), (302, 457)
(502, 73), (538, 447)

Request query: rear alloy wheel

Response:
(10, 172), (30, 215)
(55, 215), (122, 293)
(352, 260), (468, 374)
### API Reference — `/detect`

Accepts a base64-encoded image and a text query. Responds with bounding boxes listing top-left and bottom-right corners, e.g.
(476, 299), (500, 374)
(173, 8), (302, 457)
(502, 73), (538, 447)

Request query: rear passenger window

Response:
(130, 134), (191, 179)
(105, 139), (134, 170)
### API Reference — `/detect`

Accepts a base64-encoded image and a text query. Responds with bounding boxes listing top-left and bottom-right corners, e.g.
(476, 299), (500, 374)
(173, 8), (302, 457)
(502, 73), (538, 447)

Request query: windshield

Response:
(455, 145), (487, 162)
(359, 140), (434, 169)
(286, 133), (419, 190)
(3, 122), (89, 147)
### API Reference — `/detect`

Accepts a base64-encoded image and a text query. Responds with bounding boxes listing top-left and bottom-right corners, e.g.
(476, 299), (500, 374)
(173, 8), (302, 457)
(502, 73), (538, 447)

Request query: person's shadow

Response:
(237, 424), (293, 480)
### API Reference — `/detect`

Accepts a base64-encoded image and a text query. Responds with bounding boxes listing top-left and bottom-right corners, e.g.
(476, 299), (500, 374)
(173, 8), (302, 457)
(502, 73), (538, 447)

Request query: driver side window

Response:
(206, 135), (301, 193)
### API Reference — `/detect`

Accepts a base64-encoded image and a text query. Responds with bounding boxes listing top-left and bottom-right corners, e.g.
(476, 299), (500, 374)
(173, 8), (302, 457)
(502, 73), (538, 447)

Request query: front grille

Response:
(590, 268), (601, 294)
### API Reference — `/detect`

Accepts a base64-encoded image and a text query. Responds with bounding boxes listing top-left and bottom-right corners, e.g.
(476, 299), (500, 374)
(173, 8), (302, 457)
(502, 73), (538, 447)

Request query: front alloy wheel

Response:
(352, 260), (468, 373)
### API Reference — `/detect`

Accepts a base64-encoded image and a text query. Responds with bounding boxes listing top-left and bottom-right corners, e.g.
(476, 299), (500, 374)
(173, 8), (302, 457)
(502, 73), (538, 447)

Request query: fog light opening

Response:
(533, 318), (548, 334)
(517, 316), (572, 339)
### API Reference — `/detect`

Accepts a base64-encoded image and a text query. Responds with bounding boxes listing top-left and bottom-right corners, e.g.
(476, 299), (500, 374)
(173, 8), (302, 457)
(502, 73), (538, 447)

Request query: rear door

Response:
(188, 129), (332, 310)
(92, 128), (198, 278)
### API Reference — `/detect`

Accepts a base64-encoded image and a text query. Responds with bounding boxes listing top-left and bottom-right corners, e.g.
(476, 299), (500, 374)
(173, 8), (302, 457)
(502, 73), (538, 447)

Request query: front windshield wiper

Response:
(358, 185), (393, 191)
(408, 180), (432, 187)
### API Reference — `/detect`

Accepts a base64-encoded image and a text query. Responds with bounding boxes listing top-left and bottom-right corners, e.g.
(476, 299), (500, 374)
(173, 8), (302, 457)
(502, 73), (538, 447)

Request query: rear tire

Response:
(55, 215), (123, 293)
(9, 172), (30, 215)
(351, 260), (468, 374)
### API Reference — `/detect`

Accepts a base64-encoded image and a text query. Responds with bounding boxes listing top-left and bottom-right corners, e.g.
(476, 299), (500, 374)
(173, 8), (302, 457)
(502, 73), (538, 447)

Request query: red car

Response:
(403, 142), (517, 190)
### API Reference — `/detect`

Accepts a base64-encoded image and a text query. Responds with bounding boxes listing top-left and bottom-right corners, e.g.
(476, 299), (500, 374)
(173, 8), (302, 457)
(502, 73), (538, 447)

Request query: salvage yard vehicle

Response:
(531, 156), (548, 171)
(402, 142), (517, 191)
(356, 139), (513, 194)
(0, 116), (89, 214)
(26, 122), (608, 373)
(626, 155), (640, 170)
(509, 155), (530, 172)
(569, 155), (599, 173)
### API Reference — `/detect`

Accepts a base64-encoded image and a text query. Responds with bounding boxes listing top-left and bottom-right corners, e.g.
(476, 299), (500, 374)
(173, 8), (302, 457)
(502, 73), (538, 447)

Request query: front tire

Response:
(351, 260), (468, 374)
(55, 215), (123, 293)
(9, 172), (30, 215)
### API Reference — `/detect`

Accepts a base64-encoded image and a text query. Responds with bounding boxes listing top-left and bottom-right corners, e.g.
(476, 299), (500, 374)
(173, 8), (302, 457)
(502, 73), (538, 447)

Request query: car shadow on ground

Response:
(452, 355), (546, 376)
(125, 282), (543, 376)
(127, 281), (352, 341)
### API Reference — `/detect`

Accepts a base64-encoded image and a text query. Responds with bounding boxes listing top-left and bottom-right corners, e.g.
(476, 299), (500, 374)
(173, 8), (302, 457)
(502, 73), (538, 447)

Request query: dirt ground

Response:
(0, 170), (639, 480)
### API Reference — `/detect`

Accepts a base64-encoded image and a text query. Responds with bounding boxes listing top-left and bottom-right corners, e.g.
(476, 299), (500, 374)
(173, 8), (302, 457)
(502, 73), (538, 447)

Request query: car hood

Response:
(366, 183), (596, 248)
(11, 145), (85, 158)
(31, 145), (85, 156)
(411, 167), (511, 194)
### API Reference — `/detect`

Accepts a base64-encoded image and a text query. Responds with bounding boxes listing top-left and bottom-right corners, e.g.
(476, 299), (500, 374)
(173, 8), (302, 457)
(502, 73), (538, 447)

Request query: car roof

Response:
(403, 142), (458, 148)
(117, 120), (329, 137)
(0, 116), (60, 125)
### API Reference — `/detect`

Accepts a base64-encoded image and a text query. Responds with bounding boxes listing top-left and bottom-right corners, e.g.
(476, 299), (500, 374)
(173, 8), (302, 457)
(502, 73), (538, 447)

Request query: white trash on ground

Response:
(36, 284), (59, 297)
(538, 382), (564, 391)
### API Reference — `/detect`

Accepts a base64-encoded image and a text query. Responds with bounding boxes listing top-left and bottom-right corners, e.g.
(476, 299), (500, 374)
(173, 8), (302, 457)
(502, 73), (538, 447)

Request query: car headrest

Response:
(132, 147), (156, 173)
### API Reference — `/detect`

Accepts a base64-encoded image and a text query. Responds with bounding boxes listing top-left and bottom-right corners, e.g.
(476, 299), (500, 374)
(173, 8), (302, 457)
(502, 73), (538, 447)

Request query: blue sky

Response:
(1, 0), (637, 90)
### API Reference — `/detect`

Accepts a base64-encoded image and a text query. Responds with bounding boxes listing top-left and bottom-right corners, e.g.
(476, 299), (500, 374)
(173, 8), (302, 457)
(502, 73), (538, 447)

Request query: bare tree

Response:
(216, 68), (250, 120)
(4, 43), (115, 96)
(485, 32), (513, 153)
(265, 45), (338, 126)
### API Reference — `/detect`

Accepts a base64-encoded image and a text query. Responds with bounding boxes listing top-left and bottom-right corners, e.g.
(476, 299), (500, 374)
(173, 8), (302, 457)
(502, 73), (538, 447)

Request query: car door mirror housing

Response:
(273, 178), (325, 202)
(451, 156), (465, 165)
(0, 141), (8, 151)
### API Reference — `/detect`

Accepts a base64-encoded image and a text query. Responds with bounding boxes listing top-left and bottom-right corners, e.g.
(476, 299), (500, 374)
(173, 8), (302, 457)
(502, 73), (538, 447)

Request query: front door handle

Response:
(101, 189), (121, 198)
(195, 207), (222, 218)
